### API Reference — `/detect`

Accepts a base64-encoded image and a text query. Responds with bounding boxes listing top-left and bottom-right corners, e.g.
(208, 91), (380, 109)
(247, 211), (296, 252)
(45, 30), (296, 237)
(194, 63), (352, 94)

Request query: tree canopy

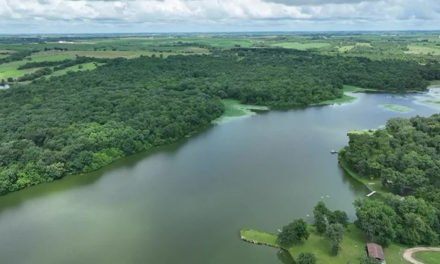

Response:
(277, 218), (310, 247)
(342, 114), (440, 246)
(0, 48), (438, 195)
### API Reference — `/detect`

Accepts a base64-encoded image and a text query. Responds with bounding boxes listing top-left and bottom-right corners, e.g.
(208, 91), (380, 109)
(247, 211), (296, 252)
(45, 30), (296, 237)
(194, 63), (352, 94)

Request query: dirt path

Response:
(403, 247), (440, 264)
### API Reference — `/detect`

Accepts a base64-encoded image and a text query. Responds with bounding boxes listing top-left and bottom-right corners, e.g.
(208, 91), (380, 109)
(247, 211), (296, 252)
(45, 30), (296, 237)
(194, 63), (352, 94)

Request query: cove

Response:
(0, 90), (438, 264)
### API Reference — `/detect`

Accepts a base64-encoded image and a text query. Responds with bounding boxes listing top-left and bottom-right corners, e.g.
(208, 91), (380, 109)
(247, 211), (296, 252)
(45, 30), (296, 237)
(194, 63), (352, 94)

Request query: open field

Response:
(0, 60), (39, 79)
(271, 42), (330, 50)
(405, 45), (440, 56)
(240, 225), (407, 264)
(2, 33), (440, 82)
(46, 62), (101, 78)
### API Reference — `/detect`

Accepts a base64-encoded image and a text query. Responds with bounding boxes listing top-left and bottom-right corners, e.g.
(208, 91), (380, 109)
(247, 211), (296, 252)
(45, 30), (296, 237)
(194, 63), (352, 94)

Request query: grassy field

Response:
(405, 45), (440, 56)
(380, 104), (414, 113)
(29, 50), (180, 60)
(240, 225), (407, 264)
(414, 251), (440, 264)
(0, 47), (210, 81)
(0, 60), (39, 79)
(46, 62), (101, 78)
(338, 43), (372, 52)
(271, 42), (330, 50)
(240, 229), (279, 247)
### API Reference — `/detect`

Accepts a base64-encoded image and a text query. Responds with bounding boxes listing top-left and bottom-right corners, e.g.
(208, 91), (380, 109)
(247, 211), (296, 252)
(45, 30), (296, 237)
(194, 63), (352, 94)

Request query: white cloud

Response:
(0, 0), (439, 33)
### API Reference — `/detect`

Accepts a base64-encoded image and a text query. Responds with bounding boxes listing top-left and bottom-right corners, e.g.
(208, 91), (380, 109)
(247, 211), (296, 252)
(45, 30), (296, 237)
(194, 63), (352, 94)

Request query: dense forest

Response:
(0, 48), (439, 195)
(340, 114), (440, 246)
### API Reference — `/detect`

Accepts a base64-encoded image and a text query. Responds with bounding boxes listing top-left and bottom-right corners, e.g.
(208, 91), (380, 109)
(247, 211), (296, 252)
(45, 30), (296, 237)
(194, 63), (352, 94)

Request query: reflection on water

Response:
(277, 249), (295, 264)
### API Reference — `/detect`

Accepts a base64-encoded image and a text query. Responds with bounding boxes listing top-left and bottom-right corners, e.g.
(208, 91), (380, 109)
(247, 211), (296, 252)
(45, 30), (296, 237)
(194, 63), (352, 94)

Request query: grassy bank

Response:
(240, 225), (407, 264)
(240, 229), (279, 248)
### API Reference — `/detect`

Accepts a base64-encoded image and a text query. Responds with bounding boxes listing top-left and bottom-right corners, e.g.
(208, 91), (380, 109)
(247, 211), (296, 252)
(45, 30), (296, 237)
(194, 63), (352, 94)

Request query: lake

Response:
(0, 89), (438, 264)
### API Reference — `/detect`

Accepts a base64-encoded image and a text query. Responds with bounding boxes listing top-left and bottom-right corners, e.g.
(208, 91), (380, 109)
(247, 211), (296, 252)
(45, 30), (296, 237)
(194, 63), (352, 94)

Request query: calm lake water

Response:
(0, 90), (438, 264)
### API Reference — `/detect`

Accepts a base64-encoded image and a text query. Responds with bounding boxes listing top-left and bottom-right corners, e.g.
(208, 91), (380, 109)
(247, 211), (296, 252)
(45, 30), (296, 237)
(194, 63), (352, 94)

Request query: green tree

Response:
(360, 255), (380, 264)
(354, 199), (397, 247)
(331, 210), (349, 227)
(325, 223), (344, 255)
(296, 252), (316, 264)
(314, 201), (330, 234)
(277, 218), (310, 247)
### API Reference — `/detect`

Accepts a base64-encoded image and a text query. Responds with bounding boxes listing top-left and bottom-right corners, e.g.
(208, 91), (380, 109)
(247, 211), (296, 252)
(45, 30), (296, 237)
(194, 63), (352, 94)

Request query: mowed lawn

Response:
(414, 251), (440, 264)
(240, 225), (407, 264)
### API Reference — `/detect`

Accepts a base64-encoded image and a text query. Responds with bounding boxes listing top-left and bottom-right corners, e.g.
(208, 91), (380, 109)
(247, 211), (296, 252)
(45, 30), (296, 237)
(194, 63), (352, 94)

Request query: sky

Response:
(0, 0), (439, 34)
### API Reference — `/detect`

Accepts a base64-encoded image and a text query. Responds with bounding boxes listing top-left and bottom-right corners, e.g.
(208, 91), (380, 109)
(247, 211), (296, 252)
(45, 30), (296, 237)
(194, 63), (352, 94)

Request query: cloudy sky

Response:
(0, 0), (439, 34)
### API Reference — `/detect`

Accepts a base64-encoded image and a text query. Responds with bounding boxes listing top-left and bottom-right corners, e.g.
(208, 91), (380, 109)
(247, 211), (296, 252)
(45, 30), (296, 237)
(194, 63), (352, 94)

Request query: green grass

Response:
(338, 45), (355, 52)
(380, 104), (414, 113)
(213, 99), (269, 124)
(240, 229), (278, 247)
(271, 42), (330, 50)
(0, 48), (209, 80)
(178, 38), (255, 48)
(0, 60), (39, 79)
(338, 43), (372, 53)
(414, 251), (440, 264)
(240, 225), (407, 264)
(46, 62), (101, 78)
(405, 45), (440, 56)
(29, 52), (77, 62)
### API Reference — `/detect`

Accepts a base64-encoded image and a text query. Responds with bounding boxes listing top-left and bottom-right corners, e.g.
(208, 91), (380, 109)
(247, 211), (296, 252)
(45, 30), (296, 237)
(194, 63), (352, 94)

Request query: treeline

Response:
(0, 50), (37, 64)
(18, 68), (52, 82)
(0, 48), (439, 195)
(17, 57), (104, 82)
(17, 56), (101, 70)
(17, 59), (73, 70)
(340, 114), (440, 246)
(355, 194), (439, 246)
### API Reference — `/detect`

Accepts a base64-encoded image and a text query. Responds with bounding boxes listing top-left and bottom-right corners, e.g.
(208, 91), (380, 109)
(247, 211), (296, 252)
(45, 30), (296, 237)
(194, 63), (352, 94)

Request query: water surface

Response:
(0, 91), (437, 264)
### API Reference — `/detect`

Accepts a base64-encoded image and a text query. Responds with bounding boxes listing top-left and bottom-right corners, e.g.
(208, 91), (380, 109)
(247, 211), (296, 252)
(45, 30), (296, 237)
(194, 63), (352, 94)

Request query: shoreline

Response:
(1, 82), (435, 196)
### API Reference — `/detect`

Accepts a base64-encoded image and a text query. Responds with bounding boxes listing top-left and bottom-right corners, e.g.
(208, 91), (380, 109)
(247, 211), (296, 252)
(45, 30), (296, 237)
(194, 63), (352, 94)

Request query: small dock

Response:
(366, 191), (376, 197)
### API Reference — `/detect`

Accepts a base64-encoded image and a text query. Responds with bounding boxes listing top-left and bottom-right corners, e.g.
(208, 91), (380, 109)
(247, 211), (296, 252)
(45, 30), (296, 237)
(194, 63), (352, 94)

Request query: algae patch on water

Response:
(213, 99), (269, 124)
(415, 86), (440, 110)
(380, 104), (414, 113)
